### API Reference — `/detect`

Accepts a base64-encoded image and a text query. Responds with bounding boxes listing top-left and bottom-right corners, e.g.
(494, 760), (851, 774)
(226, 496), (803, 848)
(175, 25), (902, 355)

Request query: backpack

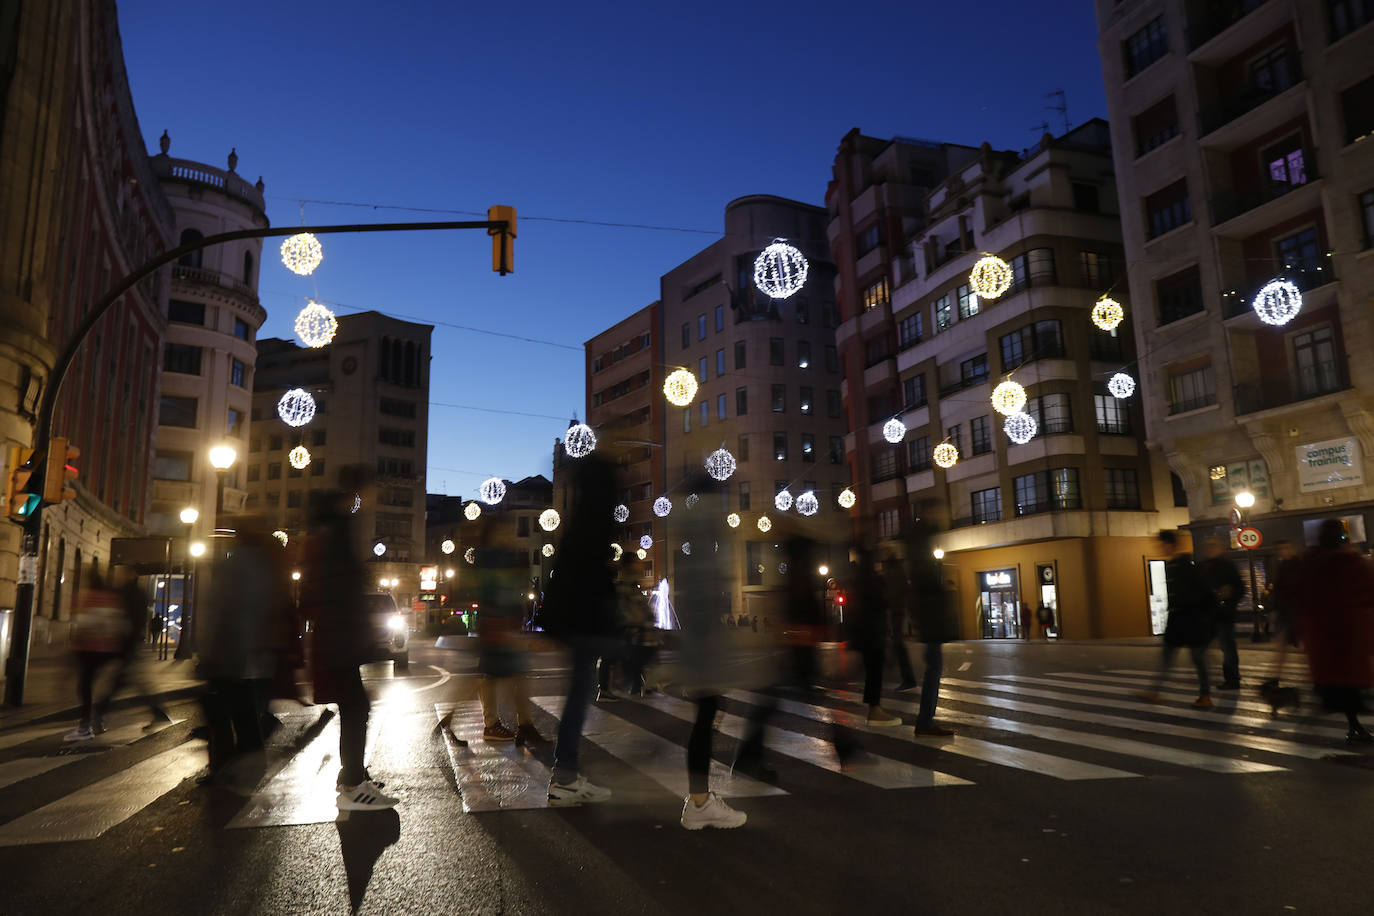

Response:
(72, 588), (130, 654)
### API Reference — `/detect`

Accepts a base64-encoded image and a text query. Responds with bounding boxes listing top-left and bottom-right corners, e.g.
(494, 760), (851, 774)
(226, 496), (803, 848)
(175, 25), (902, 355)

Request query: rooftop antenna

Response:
(1046, 89), (1069, 134)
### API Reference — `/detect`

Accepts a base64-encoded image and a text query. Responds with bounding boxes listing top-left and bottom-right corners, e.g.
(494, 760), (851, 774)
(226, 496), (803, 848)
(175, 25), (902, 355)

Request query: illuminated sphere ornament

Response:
(539, 508), (561, 532)
(991, 380), (1027, 417)
(1003, 411), (1038, 445)
(778, 563), (789, 576)
(479, 477), (507, 505)
(611, 543), (624, 562)
(774, 490), (793, 512)
(653, 497), (672, 518)
(753, 239), (809, 300)
(464, 502), (482, 521)
(564, 423), (597, 458)
(542, 543), (555, 558)
(969, 255), (1012, 300)
(636, 548), (647, 560)
(441, 539), (455, 555)
(288, 445), (312, 469)
(464, 548), (476, 564)
(838, 487), (857, 509)
(272, 530), (289, 547)
(1107, 372), (1136, 400)
(613, 504), (630, 523)
(681, 542), (692, 556)
(796, 491), (819, 517)
(757, 515), (773, 533)
(883, 417), (907, 444)
(373, 542), (386, 557)
(280, 232), (323, 276)
(685, 494), (699, 509)
(1091, 296), (1125, 332)
(293, 301), (338, 348)
(1253, 279), (1303, 326)
(726, 512), (741, 528)
(352, 494), (362, 514)
(277, 388), (316, 427)
(705, 448), (737, 482)
(933, 443), (959, 469)
(639, 535), (653, 550)
(664, 369), (699, 407)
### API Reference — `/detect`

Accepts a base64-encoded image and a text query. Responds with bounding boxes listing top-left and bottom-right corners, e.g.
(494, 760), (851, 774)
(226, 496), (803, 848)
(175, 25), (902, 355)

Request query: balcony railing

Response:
(939, 371), (989, 399)
(1233, 358), (1349, 415)
(1169, 393), (1218, 415)
(172, 265), (257, 299)
(1186, 0), (1269, 51)
(1198, 54), (1304, 137)
(1221, 263), (1336, 319)
(1210, 166), (1319, 229)
(1013, 498), (1082, 518)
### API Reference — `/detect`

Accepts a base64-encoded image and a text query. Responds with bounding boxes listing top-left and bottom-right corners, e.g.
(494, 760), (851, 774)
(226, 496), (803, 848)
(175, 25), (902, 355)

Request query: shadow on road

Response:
(336, 808), (400, 913)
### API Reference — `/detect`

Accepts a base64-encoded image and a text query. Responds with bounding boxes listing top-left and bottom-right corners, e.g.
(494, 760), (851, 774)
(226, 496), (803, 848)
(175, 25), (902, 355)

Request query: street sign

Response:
(1237, 527), (1262, 549)
(1229, 508), (1242, 529)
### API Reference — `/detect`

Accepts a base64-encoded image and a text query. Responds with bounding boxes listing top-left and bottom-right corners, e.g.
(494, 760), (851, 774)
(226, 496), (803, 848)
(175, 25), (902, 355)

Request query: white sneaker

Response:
(681, 793), (747, 830)
(336, 779), (398, 811)
(63, 726), (93, 742)
(866, 709), (903, 727)
(547, 775), (612, 807)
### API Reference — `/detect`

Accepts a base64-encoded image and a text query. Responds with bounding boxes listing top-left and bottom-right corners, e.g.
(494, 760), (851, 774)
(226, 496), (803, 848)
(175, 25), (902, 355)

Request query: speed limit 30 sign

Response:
(1237, 526), (1263, 549)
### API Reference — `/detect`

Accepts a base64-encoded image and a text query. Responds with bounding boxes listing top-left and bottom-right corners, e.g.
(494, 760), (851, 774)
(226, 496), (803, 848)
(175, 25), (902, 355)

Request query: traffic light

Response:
(488, 205), (516, 275)
(5, 446), (40, 521)
(42, 437), (79, 504)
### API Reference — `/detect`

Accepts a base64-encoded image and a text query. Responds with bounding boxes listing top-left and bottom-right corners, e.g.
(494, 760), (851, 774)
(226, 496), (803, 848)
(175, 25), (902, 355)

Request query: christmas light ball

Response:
(778, 563), (789, 576)
(726, 513), (741, 528)
(479, 477), (507, 505)
(280, 233), (323, 276)
(664, 369), (699, 407)
(564, 423), (597, 458)
(277, 388), (316, 427)
(272, 530), (288, 547)
(1091, 297), (1124, 331)
(753, 239), (809, 300)
(441, 539), (455, 554)
(611, 543), (624, 562)
(294, 301), (338, 348)
(636, 548), (647, 560)
(352, 494), (362, 514)
(639, 535), (653, 550)
(969, 255), (1012, 300)
(464, 548), (476, 564)
(933, 443), (959, 469)
(705, 448), (737, 481)
(288, 445), (311, 469)
(613, 504), (629, 523)
(1004, 411), (1038, 445)
(838, 487), (857, 509)
(373, 542), (386, 557)
(757, 515), (773, 533)
(464, 502), (482, 521)
(542, 543), (555, 557)
(681, 542), (692, 556)
(1108, 372), (1136, 399)
(796, 491), (819, 517)
(685, 494), (699, 509)
(539, 508), (561, 531)
(883, 417), (907, 444)
(774, 490), (793, 512)
(653, 497), (672, 517)
(991, 380), (1027, 416)
(1253, 279), (1303, 326)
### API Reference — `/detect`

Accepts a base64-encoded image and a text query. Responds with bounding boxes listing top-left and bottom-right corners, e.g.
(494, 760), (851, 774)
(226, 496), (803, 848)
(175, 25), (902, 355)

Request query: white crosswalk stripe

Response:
(434, 701), (553, 813)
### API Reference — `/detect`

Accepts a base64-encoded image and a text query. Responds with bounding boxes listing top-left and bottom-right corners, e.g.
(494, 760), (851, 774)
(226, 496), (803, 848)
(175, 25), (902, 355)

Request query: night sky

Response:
(118, 0), (1108, 498)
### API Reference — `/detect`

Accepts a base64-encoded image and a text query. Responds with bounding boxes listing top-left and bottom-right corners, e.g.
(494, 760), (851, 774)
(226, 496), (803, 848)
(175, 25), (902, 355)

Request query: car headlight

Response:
(386, 616), (406, 633)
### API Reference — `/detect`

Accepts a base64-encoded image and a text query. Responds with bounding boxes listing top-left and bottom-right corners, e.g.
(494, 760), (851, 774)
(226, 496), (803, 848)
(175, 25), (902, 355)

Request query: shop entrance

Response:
(1146, 559), (1167, 636)
(1035, 563), (1059, 638)
(979, 568), (1022, 639)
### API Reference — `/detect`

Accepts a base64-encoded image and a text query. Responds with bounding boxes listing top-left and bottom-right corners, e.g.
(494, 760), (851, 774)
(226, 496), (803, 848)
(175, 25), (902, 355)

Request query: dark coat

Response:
(540, 455), (618, 640)
(301, 509), (369, 700)
(910, 554), (956, 644)
(1291, 548), (1374, 688)
(1163, 553), (1214, 648)
(1199, 555), (1245, 623)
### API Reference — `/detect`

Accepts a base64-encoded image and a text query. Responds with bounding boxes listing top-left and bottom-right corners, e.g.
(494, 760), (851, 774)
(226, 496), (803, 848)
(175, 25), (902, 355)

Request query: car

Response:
(366, 592), (410, 670)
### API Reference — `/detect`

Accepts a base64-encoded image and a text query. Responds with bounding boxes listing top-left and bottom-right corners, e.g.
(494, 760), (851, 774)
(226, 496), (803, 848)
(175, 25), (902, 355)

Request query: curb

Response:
(0, 684), (203, 732)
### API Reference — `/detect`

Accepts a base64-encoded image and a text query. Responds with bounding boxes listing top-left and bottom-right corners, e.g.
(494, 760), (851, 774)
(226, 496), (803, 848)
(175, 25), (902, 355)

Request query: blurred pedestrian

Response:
(1198, 536), (1244, 689)
(615, 556), (658, 696)
(907, 522), (956, 736)
(1269, 540), (1302, 672)
(1037, 602), (1054, 640)
(106, 565), (173, 732)
(882, 549), (918, 692)
(849, 541), (902, 727)
(467, 520), (543, 745)
(64, 569), (128, 741)
(1142, 529), (1215, 709)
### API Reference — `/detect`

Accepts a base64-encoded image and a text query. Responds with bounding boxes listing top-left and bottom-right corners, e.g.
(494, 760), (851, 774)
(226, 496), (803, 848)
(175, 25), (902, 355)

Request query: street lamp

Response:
(818, 564), (829, 576)
(208, 444), (237, 526)
(933, 548), (945, 560)
(1234, 490), (1259, 638)
(175, 506), (200, 659)
(1235, 490), (1256, 509)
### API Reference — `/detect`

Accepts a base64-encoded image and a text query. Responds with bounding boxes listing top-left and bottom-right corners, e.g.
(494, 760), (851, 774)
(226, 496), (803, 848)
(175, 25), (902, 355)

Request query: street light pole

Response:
(1234, 490), (1259, 638)
(175, 506), (199, 659)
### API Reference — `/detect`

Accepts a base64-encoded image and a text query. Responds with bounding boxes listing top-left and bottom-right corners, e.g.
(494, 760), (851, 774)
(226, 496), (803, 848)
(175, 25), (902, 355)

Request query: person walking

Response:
(907, 522), (956, 737)
(849, 542), (902, 727)
(64, 570), (129, 741)
(882, 550), (919, 692)
(468, 531), (543, 745)
(1198, 536), (1244, 689)
(1142, 529), (1215, 709)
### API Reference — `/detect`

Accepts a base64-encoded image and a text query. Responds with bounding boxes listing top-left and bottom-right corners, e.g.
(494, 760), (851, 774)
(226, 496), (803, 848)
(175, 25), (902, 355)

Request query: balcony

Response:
(1013, 498), (1082, 519)
(1168, 393), (1218, 416)
(1186, 0), (1280, 60)
(1232, 358), (1350, 416)
(172, 265), (259, 302)
(938, 372), (989, 399)
(1221, 264), (1337, 319)
(1197, 55), (1305, 141)
(1209, 170), (1322, 238)
(151, 155), (266, 211)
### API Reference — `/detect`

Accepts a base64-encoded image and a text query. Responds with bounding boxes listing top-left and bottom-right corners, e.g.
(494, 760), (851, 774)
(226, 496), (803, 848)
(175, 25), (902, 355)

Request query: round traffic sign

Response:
(1237, 527), (1262, 549)
(1229, 508), (1243, 529)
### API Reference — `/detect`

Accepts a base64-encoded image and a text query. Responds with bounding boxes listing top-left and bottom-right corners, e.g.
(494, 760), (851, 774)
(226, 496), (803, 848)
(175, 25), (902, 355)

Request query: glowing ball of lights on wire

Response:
(539, 508), (561, 532)
(1004, 411), (1038, 445)
(564, 423), (597, 458)
(277, 388), (316, 427)
(441, 538), (455, 555)
(542, 543), (555, 558)
(726, 512), (741, 528)
(464, 548), (476, 564)
(753, 239), (809, 300)
(933, 443), (960, 469)
(653, 497), (672, 518)
(991, 380), (1027, 417)
(272, 530), (289, 547)
(778, 562), (789, 576)
(1108, 372), (1136, 400)
(681, 542), (692, 556)
(288, 445), (311, 470)
(636, 548), (647, 560)
(796, 491), (819, 517)
(1091, 296), (1125, 332)
(685, 494), (699, 509)
(280, 232), (323, 276)
(838, 487), (857, 509)
(613, 504), (629, 523)
(969, 255), (1012, 300)
(479, 477), (507, 505)
(293, 301), (338, 348)
(882, 417), (906, 444)
(705, 448), (736, 482)
(464, 502), (481, 521)
(639, 535), (653, 550)
(664, 369), (699, 407)
(611, 543), (623, 562)
(373, 542), (386, 557)
(757, 515), (773, 533)
(352, 494), (361, 514)
(774, 490), (793, 512)
(1253, 279), (1303, 326)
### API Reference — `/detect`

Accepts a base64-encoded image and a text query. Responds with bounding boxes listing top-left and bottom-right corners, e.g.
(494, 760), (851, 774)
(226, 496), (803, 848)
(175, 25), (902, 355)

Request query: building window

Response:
(1013, 468), (1081, 516)
(1360, 188), (1374, 249)
(268, 463), (282, 480)
(970, 416), (992, 455)
(153, 451), (193, 481)
(802, 433), (815, 463)
(249, 438), (261, 453)
(1079, 251), (1117, 288)
(935, 295), (952, 331)
(1095, 393), (1131, 434)
(1156, 265), (1204, 324)
(1262, 136), (1307, 187)
(857, 223), (883, 257)
(715, 305), (724, 332)
(959, 354), (989, 386)
(767, 338), (784, 366)
(379, 428), (416, 447)
(1123, 15), (1167, 79)
(1009, 248), (1056, 295)
(739, 435), (750, 462)
(797, 340), (811, 369)
(799, 386), (813, 415)
(822, 305), (838, 328)
(246, 464), (260, 482)
(1091, 328), (1125, 362)
(957, 284), (979, 320)
(824, 345), (838, 373)
(735, 340), (747, 369)
(163, 343), (202, 375)
(829, 436), (845, 465)
(697, 314), (706, 340)
(313, 429), (327, 446)
(230, 358), (246, 387)
(288, 462), (303, 479)
(1292, 325), (1341, 398)
(902, 374), (926, 409)
(1105, 468), (1141, 509)
(716, 348), (725, 376)
(700, 401), (709, 428)
(1168, 364), (1216, 414)
(683, 408), (691, 433)
(380, 398), (417, 418)
(736, 386), (748, 416)
(159, 395), (198, 428)
(233, 317), (250, 340)
(681, 323), (690, 349)
(717, 393), (727, 421)
(167, 300), (205, 325)
(862, 277), (890, 311)
(1026, 393), (1072, 435)
(1072, 182), (1100, 213)
(768, 384), (784, 413)
(877, 509), (900, 539)
(908, 436), (931, 472)
(311, 459), (325, 477)
(898, 312), (923, 349)
(999, 320), (1064, 372)
(774, 433), (788, 461)
(1275, 226), (1321, 274)
(697, 356), (707, 383)
(1133, 94), (1179, 156)
(177, 229), (204, 267)
(739, 481), (751, 511)
(1330, 0), (1373, 41)
(1144, 179), (1191, 239)
(971, 487), (1002, 524)
(268, 435), (282, 451)
(226, 408), (244, 438)
(864, 334), (892, 367)
(946, 425), (962, 455)
(871, 449), (898, 483)
(795, 302), (809, 325)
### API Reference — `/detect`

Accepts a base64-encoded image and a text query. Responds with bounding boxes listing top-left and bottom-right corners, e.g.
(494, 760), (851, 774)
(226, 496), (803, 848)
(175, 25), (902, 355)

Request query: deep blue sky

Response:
(119, 0), (1108, 498)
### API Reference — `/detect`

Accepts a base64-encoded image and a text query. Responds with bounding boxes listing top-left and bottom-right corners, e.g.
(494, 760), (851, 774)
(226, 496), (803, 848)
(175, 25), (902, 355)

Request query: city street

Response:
(0, 637), (1368, 915)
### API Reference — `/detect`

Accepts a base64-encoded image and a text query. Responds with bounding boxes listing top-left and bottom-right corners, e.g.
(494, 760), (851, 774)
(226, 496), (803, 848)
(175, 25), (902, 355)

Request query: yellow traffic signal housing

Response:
(6, 445), (40, 520)
(42, 437), (79, 504)
(488, 205), (516, 275)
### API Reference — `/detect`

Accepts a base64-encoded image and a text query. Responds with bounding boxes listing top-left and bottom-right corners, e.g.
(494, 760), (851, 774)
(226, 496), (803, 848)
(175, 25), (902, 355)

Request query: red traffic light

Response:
(836, 594), (846, 605)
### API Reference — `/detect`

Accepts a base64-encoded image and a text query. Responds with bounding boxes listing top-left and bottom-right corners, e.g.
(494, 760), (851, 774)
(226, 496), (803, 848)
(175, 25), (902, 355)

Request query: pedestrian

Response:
(64, 569), (128, 741)
(467, 523), (543, 745)
(848, 541), (902, 727)
(1037, 602), (1054, 640)
(1268, 540), (1302, 672)
(882, 549), (919, 692)
(106, 564), (173, 731)
(1290, 519), (1374, 743)
(615, 557), (657, 696)
(1198, 536), (1244, 689)
(1141, 529), (1215, 709)
(301, 470), (398, 811)
(907, 522), (956, 736)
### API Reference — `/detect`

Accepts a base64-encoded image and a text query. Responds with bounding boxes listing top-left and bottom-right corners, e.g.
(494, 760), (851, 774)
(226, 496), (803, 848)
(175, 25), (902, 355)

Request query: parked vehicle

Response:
(367, 593), (410, 669)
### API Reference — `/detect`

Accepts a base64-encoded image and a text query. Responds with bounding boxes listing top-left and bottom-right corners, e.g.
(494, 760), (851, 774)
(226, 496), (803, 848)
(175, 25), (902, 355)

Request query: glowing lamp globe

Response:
(726, 512), (741, 528)
(705, 448), (737, 482)
(277, 388), (316, 427)
(969, 255), (1012, 300)
(464, 502), (482, 521)
(294, 301), (338, 348)
(753, 239), (809, 300)
(933, 443), (960, 469)
(653, 497), (672, 517)
(611, 543), (624, 562)
(991, 380), (1027, 417)
(796, 491), (819, 517)
(288, 445), (311, 469)
(1091, 297), (1125, 331)
(685, 494), (699, 509)
(1004, 411), (1038, 445)
(564, 423), (597, 458)
(883, 418), (906, 444)
(639, 535), (653, 550)
(613, 504), (630, 523)
(1253, 279), (1303, 326)
(664, 369), (699, 407)
(838, 487), (857, 509)
(479, 477), (507, 505)
(464, 548), (476, 564)
(539, 508), (561, 531)
(1235, 490), (1256, 509)
(774, 490), (793, 512)
(636, 548), (648, 560)
(208, 444), (238, 471)
(542, 543), (555, 557)
(441, 539), (455, 555)
(280, 232), (323, 276)
(757, 515), (773, 533)
(189, 542), (206, 558)
(1107, 372), (1136, 400)
(373, 542), (386, 557)
(179, 507), (199, 525)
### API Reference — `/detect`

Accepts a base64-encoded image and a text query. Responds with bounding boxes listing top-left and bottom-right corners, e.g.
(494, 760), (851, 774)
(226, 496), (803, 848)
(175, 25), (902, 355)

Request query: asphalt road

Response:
(0, 638), (1369, 915)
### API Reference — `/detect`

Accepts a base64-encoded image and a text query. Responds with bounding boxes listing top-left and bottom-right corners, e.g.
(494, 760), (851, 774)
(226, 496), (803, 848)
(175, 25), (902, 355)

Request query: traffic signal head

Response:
(6, 446), (40, 521)
(43, 437), (79, 504)
(488, 205), (516, 275)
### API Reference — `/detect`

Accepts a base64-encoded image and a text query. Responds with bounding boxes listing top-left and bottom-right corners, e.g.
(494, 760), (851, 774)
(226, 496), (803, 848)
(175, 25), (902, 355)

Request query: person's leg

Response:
(336, 668), (371, 787)
(916, 642), (944, 728)
(478, 677), (500, 727)
(552, 644), (598, 785)
(598, 655), (612, 692)
(687, 695), (719, 802)
(1218, 621), (1240, 685)
(1188, 645), (1210, 697)
(230, 679), (264, 754)
(862, 643), (884, 707)
(200, 679), (235, 772)
(1148, 643), (1178, 695)
(894, 622), (917, 686)
(76, 654), (97, 729)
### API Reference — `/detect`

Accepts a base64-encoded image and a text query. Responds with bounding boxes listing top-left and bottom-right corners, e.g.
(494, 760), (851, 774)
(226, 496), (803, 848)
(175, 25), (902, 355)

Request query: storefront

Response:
(978, 568), (1022, 639)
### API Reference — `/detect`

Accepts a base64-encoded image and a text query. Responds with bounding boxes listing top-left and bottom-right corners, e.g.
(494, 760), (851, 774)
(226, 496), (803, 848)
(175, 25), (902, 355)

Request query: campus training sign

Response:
(1296, 437), (1363, 493)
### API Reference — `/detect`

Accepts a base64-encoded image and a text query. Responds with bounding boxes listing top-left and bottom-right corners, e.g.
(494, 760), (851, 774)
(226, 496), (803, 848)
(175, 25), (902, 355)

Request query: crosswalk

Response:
(0, 662), (1362, 844)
